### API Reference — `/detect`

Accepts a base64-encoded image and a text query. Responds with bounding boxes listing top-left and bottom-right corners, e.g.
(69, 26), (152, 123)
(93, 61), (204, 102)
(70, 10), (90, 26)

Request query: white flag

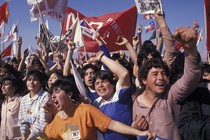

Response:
(2, 22), (18, 43)
(29, 0), (68, 22)
(27, 0), (43, 5)
(0, 22), (5, 39)
(71, 17), (84, 50)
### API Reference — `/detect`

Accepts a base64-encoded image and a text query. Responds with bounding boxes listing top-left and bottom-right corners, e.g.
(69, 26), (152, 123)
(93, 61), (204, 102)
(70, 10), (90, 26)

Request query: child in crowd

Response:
(18, 69), (53, 140)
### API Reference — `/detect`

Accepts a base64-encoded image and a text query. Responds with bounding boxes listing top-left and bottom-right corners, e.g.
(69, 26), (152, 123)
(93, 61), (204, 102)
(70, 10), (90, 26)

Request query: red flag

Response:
(1, 43), (12, 58)
(63, 6), (137, 52)
(205, 0), (210, 52)
(0, 2), (9, 24)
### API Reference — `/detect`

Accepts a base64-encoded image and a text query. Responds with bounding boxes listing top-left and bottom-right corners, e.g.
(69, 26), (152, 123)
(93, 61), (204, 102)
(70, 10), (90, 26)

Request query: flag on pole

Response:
(0, 22), (5, 39)
(2, 22), (18, 43)
(39, 19), (51, 50)
(0, 2), (9, 24)
(63, 6), (137, 52)
(27, 0), (43, 5)
(144, 21), (156, 33)
(28, 0), (68, 22)
(1, 42), (12, 58)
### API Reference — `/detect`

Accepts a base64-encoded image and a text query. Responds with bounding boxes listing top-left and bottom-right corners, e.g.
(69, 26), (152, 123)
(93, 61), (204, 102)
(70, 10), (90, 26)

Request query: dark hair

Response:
(169, 52), (185, 84)
(1, 76), (19, 92)
(51, 69), (63, 78)
(92, 70), (116, 86)
(137, 46), (161, 67)
(139, 58), (170, 87)
(111, 53), (121, 61)
(81, 64), (99, 78)
(142, 40), (156, 49)
(49, 79), (81, 102)
(0, 64), (22, 79)
(26, 69), (47, 89)
(202, 62), (210, 73)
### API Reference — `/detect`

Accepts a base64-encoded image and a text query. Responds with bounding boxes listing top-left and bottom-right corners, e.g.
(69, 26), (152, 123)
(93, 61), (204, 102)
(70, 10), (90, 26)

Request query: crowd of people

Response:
(0, 8), (209, 140)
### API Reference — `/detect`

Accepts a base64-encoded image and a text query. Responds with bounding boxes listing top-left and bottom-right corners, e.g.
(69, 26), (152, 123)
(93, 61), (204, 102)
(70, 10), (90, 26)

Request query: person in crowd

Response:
(81, 64), (99, 103)
(178, 62), (210, 140)
(132, 23), (201, 140)
(92, 50), (135, 140)
(18, 69), (53, 140)
(0, 76), (24, 139)
(44, 78), (155, 140)
(178, 86), (210, 140)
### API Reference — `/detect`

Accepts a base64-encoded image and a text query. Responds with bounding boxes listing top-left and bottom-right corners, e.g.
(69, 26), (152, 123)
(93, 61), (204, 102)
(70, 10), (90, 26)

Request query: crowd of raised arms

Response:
(0, 8), (209, 140)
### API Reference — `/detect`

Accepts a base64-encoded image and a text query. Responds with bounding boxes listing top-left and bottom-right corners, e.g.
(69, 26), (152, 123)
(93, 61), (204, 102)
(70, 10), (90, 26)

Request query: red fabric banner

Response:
(62, 6), (137, 52)
(1, 43), (12, 58)
(205, 0), (210, 52)
(0, 2), (9, 24)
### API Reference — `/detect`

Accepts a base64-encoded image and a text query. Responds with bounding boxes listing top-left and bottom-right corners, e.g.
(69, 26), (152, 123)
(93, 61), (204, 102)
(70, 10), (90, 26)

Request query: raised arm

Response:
(18, 48), (28, 73)
(63, 42), (75, 76)
(154, 9), (178, 69)
(96, 51), (130, 87)
(171, 26), (202, 101)
(16, 36), (22, 63)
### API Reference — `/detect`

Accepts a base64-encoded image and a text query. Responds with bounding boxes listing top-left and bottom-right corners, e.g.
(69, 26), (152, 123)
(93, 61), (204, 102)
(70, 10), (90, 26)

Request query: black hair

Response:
(0, 63), (22, 79)
(142, 40), (156, 50)
(92, 70), (116, 86)
(1, 76), (19, 93)
(137, 46), (161, 67)
(139, 58), (170, 88)
(49, 79), (81, 102)
(81, 64), (99, 78)
(26, 69), (47, 90)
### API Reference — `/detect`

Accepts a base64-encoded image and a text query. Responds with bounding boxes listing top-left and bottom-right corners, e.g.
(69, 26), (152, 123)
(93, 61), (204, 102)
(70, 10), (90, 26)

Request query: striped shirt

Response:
(18, 88), (53, 139)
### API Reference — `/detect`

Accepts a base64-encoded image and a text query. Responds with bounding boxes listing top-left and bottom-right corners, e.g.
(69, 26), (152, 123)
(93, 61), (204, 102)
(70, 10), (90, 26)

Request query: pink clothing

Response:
(0, 94), (22, 140)
(133, 54), (201, 140)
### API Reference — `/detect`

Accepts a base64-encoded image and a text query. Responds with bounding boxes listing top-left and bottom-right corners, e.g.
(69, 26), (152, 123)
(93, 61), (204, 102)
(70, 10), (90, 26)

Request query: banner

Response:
(62, 6), (137, 52)
(205, 0), (210, 52)
(0, 2), (9, 24)
(29, 0), (68, 22)
(1, 42), (12, 58)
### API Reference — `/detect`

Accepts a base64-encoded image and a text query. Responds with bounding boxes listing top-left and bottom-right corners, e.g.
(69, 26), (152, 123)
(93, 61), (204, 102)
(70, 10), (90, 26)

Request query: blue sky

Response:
(1, 0), (206, 59)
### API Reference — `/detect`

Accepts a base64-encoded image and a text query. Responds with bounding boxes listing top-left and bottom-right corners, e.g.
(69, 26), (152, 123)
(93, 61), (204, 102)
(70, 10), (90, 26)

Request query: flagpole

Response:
(35, 0), (54, 52)
(56, 21), (65, 52)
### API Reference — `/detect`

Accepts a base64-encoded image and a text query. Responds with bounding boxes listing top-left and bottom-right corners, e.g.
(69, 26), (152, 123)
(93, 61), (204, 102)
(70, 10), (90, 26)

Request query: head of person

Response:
(92, 70), (116, 100)
(0, 64), (21, 80)
(139, 58), (170, 95)
(81, 64), (99, 89)
(137, 45), (161, 67)
(1, 76), (20, 99)
(49, 79), (81, 111)
(30, 59), (45, 72)
(29, 54), (38, 64)
(48, 70), (63, 88)
(169, 52), (185, 84)
(26, 69), (47, 93)
(87, 56), (101, 69)
(202, 62), (210, 82)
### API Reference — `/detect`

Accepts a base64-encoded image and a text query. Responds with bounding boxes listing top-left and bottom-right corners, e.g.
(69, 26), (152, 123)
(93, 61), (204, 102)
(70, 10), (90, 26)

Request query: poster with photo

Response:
(135, 0), (163, 14)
